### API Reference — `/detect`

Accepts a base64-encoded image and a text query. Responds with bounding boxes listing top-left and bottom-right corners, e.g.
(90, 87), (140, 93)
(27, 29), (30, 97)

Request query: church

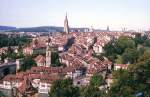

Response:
(34, 37), (52, 67)
(34, 14), (69, 67)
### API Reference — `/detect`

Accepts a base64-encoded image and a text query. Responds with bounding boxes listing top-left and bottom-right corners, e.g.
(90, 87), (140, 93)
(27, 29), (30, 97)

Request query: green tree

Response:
(134, 33), (147, 46)
(122, 48), (139, 64)
(143, 39), (150, 47)
(18, 43), (23, 52)
(103, 41), (116, 56)
(9, 52), (17, 60)
(20, 56), (37, 71)
(7, 46), (13, 55)
(115, 36), (135, 54)
(51, 52), (64, 67)
(108, 50), (150, 97)
(51, 52), (59, 64)
(80, 86), (102, 97)
(115, 55), (123, 64)
(90, 74), (104, 87)
(103, 36), (135, 62)
(80, 73), (106, 97)
(103, 41), (117, 62)
(49, 78), (80, 97)
(0, 34), (31, 47)
(108, 70), (135, 97)
(129, 51), (150, 96)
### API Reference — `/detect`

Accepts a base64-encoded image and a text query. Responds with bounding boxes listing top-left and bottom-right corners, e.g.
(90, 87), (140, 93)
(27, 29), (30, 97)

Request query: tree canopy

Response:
(0, 34), (31, 47)
(90, 73), (104, 87)
(49, 78), (80, 97)
(108, 48), (150, 97)
(103, 35), (150, 64)
(122, 48), (138, 64)
(20, 55), (37, 71)
(80, 86), (102, 97)
(103, 34), (150, 96)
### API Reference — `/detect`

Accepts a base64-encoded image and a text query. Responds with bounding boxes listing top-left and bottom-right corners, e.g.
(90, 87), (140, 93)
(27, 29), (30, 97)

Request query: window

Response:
(41, 84), (45, 87)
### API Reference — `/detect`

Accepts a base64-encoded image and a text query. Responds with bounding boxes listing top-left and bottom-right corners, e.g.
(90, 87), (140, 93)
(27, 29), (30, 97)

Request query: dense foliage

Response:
(0, 47), (24, 62)
(80, 74), (105, 97)
(49, 74), (104, 97)
(0, 34), (31, 47)
(20, 55), (37, 71)
(80, 86), (102, 97)
(103, 34), (150, 64)
(90, 73), (104, 87)
(49, 78), (80, 97)
(103, 33), (150, 97)
(107, 51), (150, 97)
(51, 52), (65, 67)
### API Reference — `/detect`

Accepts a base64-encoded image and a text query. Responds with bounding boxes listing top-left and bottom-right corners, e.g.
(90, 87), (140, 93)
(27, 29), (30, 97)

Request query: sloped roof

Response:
(34, 55), (46, 64)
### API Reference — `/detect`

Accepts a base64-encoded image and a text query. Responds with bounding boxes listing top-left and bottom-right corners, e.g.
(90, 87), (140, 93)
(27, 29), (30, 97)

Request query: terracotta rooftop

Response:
(34, 55), (46, 63)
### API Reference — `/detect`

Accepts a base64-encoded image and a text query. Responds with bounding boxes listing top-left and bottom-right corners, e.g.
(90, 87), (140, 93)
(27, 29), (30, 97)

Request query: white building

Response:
(93, 44), (103, 54)
(114, 64), (129, 70)
(38, 81), (51, 94)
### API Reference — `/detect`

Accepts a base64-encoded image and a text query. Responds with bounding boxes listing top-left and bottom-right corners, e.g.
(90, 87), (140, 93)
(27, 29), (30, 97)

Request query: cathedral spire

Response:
(64, 13), (69, 34)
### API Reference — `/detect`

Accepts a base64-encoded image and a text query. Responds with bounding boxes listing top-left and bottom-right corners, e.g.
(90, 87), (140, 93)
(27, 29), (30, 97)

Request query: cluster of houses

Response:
(0, 64), (94, 96)
(0, 31), (135, 97)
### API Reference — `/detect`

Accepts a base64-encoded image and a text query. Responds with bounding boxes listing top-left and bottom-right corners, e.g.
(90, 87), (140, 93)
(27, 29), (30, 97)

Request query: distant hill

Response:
(10, 26), (64, 32)
(0, 26), (16, 31)
(1, 26), (88, 32)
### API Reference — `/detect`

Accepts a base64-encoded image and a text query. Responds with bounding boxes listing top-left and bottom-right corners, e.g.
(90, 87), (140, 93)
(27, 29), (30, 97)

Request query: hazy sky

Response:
(0, 0), (150, 30)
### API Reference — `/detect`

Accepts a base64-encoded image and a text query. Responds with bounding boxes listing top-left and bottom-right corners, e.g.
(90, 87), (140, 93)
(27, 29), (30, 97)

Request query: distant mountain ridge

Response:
(0, 26), (88, 32)
(12, 26), (64, 32)
(0, 26), (16, 31)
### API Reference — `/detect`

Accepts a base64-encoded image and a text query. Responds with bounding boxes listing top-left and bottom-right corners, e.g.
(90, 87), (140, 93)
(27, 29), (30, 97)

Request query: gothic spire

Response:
(64, 13), (69, 34)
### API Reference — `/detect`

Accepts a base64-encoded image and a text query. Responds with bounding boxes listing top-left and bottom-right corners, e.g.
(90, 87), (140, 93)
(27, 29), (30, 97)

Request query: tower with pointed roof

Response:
(64, 13), (69, 34)
(46, 37), (51, 67)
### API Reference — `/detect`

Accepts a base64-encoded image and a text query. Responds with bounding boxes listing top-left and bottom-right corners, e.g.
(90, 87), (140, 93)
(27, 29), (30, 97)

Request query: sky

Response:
(0, 0), (150, 31)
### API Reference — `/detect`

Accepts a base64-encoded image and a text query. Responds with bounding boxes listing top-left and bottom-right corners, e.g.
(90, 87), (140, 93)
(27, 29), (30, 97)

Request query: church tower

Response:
(64, 13), (69, 34)
(46, 38), (51, 67)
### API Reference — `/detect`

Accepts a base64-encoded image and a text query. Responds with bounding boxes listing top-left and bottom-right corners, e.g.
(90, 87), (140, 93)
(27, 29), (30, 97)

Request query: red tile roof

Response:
(34, 55), (46, 63)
